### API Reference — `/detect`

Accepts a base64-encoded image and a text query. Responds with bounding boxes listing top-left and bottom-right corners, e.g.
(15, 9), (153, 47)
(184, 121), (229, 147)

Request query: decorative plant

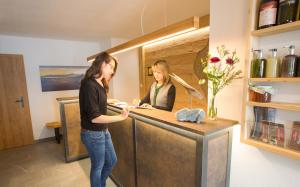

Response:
(199, 45), (242, 120)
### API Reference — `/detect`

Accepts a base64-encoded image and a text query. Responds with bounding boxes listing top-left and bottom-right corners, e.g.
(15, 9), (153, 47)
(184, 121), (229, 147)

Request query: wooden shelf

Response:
(249, 77), (300, 83)
(243, 139), (300, 160)
(242, 0), (300, 160)
(248, 101), (300, 112)
(251, 20), (300, 37)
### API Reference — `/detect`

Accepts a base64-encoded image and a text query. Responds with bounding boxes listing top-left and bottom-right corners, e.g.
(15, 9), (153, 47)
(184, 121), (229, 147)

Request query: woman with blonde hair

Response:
(140, 60), (176, 111)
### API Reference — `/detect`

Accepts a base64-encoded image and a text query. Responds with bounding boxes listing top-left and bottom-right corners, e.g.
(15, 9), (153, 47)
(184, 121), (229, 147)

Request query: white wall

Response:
(231, 126), (300, 187)
(210, 1), (300, 187)
(209, 0), (246, 123)
(0, 35), (102, 140)
(109, 38), (140, 103)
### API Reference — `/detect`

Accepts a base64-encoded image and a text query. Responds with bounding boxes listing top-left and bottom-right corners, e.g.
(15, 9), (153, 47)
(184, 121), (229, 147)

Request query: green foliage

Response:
(199, 45), (242, 96)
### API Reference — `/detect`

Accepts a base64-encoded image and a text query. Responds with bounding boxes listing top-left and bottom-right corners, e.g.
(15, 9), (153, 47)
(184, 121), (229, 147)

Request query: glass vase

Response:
(208, 95), (217, 120)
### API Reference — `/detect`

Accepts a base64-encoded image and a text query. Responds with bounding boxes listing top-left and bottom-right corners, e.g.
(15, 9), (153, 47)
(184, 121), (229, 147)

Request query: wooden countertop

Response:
(55, 96), (238, 135)
(108, 104), (238, 136)
(56, 96), (79, 102)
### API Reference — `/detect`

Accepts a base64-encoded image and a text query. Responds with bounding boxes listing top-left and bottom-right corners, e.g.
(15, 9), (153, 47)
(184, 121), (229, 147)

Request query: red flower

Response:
(226, 58), (234, 65)
(210, 57), (220, 63)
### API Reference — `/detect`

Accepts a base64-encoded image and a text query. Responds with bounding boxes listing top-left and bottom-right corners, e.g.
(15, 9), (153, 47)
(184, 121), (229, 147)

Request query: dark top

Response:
(140, 84), (176, 111)
(79, 78), (108, 131)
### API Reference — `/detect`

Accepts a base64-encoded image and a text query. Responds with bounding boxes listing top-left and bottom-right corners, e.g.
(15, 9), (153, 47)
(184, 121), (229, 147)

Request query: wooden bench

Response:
(46, 122), (61, 144)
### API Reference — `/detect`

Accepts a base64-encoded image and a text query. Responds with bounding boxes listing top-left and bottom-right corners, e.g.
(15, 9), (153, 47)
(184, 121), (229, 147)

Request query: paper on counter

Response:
(169, 73), (203, 99)
(107, 98), (120, 104)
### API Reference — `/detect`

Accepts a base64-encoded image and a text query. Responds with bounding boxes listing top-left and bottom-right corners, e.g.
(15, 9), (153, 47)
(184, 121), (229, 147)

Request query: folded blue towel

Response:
(175, 108), (205, 124)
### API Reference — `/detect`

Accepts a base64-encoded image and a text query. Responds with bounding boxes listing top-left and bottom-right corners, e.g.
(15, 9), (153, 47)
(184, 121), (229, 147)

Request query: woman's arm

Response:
(139, 88), (151, 105)
(91, 107), (129, 124)
(81, 80), (129, 125)
(153, 85), (176, 111)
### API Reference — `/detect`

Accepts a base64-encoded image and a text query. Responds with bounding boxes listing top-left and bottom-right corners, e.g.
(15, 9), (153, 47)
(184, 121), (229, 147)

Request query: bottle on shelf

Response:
(257, 0), (279, 29)
(251, 49), (267, 78)
(297, 56), (300, 77)
(277, 0), (299, 25)
(280, 45), (298, 77)
(297, 1), (300, 20)
(266, 48), (280, 77)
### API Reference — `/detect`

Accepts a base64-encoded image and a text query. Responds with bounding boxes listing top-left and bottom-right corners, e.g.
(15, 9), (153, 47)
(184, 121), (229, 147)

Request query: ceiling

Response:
(0, 0), (209, 42)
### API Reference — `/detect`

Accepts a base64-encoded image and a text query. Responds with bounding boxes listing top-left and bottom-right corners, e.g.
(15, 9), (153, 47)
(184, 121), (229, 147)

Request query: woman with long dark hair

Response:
(79, 52), (129, 187)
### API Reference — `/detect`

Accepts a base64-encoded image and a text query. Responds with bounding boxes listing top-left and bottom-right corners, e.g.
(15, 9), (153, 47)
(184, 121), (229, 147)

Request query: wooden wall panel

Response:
(62, 102), (87, 161)
(141, 31), (209, 112)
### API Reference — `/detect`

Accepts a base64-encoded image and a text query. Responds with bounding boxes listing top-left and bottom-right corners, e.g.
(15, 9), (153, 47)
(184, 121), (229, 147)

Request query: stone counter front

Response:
(58, 99), (237, 187)
(107, 105), (237, 187)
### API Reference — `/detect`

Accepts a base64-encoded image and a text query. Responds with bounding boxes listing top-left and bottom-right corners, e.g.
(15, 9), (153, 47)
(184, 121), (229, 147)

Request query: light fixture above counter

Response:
(87, 15), (210, 62)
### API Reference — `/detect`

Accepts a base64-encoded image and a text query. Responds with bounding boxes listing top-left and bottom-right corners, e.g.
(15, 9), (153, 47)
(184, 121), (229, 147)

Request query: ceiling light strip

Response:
(87, 15), (209, 62)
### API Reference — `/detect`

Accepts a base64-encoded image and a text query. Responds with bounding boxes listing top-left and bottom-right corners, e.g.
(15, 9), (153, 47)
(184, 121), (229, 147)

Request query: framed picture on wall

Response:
(39, 66), (88, 92)
(147, 66), (153, 76)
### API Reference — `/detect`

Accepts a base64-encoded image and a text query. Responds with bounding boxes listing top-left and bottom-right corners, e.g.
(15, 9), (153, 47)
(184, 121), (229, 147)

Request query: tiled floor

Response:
(0, 141), (116, 187)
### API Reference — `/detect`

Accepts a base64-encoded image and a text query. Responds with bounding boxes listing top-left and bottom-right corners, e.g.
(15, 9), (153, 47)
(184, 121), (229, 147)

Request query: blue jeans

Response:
(81, 129), (117, 187)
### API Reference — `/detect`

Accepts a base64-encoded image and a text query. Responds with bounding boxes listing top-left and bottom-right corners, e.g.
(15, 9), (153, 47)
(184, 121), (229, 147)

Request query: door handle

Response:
(15, 96), (24, 108)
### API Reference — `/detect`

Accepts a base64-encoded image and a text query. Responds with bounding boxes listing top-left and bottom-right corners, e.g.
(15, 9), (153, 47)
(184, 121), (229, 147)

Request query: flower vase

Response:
(208, 95), (217, 120)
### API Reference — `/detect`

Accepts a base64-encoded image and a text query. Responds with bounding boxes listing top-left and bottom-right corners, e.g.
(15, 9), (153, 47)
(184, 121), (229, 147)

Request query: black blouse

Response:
(79, 78), (108, 131)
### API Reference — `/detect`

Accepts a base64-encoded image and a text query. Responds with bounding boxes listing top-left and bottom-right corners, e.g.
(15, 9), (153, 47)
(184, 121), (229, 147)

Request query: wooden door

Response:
(0, 54), (34, 150)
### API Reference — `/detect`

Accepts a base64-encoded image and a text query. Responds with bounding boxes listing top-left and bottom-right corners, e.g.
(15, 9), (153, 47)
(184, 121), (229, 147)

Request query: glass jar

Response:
(249, 89), (272, 102)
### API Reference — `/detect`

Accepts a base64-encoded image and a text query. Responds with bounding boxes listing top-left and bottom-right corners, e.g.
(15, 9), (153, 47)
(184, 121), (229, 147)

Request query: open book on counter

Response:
(169, 73), (203, 99)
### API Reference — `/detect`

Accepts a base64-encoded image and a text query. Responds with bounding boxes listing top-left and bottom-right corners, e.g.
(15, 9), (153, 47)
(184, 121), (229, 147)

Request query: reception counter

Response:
(107, 105), (237, 187)
(58, 98), (237, 187)
(57, 97), (88, 162)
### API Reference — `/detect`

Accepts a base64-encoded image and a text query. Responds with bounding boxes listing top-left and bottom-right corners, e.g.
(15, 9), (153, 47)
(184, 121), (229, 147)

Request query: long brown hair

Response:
(152, 60), (170, 85)
(83, 52), (118, 92)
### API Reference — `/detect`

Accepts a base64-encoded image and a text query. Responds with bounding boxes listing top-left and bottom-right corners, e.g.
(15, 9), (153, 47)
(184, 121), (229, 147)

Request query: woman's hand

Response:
(92, 107), (129, 124)
(107, 98), (120, 104)
(120, 107), (129, 119)
(141, 103), (153, 109)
